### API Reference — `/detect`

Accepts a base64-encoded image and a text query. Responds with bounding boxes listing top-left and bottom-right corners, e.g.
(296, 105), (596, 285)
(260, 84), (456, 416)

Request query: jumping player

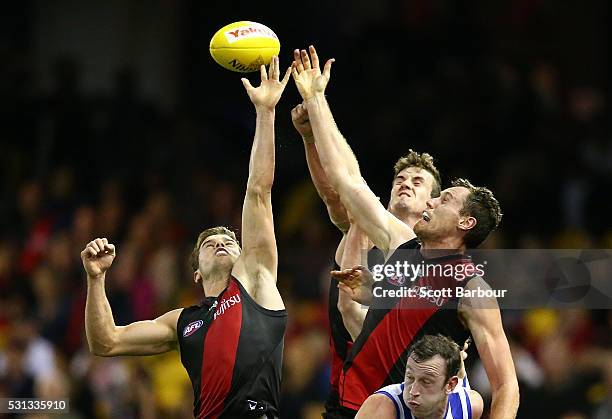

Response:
(291, 103), (442, 417)
(291, 46), (519, 419)
(81, 57), (291, 419)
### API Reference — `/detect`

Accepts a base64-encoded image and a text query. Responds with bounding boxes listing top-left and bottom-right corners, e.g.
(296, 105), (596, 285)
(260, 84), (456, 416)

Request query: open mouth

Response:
(422, 211), (431, 222)
(215, 249), (228, 256)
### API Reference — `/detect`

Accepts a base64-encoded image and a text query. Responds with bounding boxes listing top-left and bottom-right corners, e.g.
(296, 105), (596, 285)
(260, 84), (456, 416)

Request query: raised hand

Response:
(332, 265), (374, 305)
(291, 45), (334, 100)
(291, 103), (313, 139)
(81, 238), (116, 279)
(241, 56), (292, 110)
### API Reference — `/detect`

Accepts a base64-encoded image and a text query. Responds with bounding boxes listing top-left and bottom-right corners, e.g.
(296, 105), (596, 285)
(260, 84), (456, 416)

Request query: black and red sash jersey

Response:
(325, 248), (387, 418)
(325, 262), (353, 415)
(337, 239), (474, 415)
(177, 276), (287, 419)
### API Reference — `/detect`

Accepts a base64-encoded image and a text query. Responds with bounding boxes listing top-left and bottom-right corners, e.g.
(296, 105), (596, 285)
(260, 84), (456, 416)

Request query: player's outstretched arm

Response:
(337, 219), (369, 340)
(459, 278), (519, 419)
(233, 57), (291, 309)
(82, 238), (180, 356)
(292, 102), (349, 235)
(292, 46), (414, 254)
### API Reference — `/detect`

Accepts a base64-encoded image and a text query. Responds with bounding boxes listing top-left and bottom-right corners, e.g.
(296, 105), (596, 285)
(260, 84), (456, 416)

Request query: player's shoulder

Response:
(448, 387), (483, 419)
(467, 389), (484, 419)
(356, 392), (399, 419)
(376, 382), (404, 396)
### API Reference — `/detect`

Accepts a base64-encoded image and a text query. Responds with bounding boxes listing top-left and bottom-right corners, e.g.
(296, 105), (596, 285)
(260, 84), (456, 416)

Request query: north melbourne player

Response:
(357, 335), (483, 419)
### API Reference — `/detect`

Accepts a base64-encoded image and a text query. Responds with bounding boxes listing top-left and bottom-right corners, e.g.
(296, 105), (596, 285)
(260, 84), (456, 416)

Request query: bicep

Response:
(462, 291), (516, 390)
(238, 190), (278, 280)
(108, 309), (181, 356)
(355, 394), (397, 419)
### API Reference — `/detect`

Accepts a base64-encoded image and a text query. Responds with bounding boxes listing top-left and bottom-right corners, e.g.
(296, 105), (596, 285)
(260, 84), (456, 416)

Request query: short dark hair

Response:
(393, 150), (442, 197)
(451, 178), (502, 248)
(408, 335), (461, 382)
(190, 226), (238, 271)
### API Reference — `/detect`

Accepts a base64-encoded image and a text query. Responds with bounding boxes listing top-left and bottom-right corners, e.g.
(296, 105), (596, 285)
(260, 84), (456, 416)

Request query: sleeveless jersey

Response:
(338, 239), (474, 414)
(325, 248), (387, 418)
(326, 262), (354, 414)
(177, 277), (287, 418)
(375, 380), (473, 419)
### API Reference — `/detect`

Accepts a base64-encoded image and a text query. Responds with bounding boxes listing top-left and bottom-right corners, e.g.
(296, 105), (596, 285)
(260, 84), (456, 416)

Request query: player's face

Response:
(413, 187), (470, 245)
(197, 234), (241, 273)
(388, 167), (435, 218)
(403, 355), (454, 417)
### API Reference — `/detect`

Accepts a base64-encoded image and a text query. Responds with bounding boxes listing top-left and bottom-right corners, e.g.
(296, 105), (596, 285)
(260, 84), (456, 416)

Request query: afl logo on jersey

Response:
(388, 274), (406, 286)
(183, 320), (204, 337)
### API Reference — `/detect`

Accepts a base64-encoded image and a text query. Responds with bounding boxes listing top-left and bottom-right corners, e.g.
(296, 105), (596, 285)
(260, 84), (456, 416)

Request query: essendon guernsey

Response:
(338, 239), (474, 415)
(325, 262), (353, 415)
(325, 248), (386, 418)
(177, 277), (287, 418)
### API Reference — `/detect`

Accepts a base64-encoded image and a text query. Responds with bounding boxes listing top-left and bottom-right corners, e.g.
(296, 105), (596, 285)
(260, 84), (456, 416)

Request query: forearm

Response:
(246, 107), (275, 193)
(85, 275), (118, 355)
(337, 292), (366, 340)
(303, 139), (349, 231)
(490, 380), (519, 419)
(304, 93), (361, 192)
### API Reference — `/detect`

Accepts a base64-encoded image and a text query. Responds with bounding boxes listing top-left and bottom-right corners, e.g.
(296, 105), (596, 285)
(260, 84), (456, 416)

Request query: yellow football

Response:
(209, 21), (280, 72)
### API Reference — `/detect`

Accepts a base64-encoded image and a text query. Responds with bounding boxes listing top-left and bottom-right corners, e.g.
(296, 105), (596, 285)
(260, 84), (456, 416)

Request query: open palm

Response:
(291, 45), (334, 101)
(242, 56), (291, 110)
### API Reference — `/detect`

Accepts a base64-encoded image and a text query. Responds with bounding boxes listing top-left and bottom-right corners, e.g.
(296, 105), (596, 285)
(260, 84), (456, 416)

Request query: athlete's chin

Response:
(413, 220), (428, 237)
(210, 258), (236, 271)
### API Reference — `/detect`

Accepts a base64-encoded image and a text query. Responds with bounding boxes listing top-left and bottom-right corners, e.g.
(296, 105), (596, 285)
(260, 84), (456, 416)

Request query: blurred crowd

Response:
(1, 1), (611, 418)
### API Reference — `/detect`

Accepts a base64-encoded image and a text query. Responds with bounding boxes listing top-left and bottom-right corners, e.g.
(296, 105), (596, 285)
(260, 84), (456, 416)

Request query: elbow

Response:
(328, 173), (361, 199)
(246, 181), (273, 196)
(89, 343), (115, 357)
(87, 331), (118, 357)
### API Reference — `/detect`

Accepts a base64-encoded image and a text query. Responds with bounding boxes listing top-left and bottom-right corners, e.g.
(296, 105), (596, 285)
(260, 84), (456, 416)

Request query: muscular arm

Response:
(304, 93), (414, 254)
(233, 107), (278, 280)
(303, 137), (349, 233)
(85, 275), (180, 356)
(355, 394), (396, 419)
(338, 222), (369, 340)
(459, 278), (519, 419)
(232, 59), (290, 309)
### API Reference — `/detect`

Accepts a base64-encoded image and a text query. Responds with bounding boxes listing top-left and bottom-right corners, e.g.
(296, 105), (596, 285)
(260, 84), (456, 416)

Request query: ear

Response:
(458, 216), (477, 232)
(193, 270), (202, 284)
(445, 376), (459, 395)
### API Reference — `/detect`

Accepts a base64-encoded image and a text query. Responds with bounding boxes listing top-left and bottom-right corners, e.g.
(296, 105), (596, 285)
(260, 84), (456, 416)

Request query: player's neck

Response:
(201, 270), (231, 297)
(420, 237), (465, 256)
(390, 207), (420, 229)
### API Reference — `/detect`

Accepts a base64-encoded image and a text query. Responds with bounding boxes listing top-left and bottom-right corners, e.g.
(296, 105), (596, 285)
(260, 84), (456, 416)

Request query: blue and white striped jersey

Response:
(374, 377), (472, 419)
